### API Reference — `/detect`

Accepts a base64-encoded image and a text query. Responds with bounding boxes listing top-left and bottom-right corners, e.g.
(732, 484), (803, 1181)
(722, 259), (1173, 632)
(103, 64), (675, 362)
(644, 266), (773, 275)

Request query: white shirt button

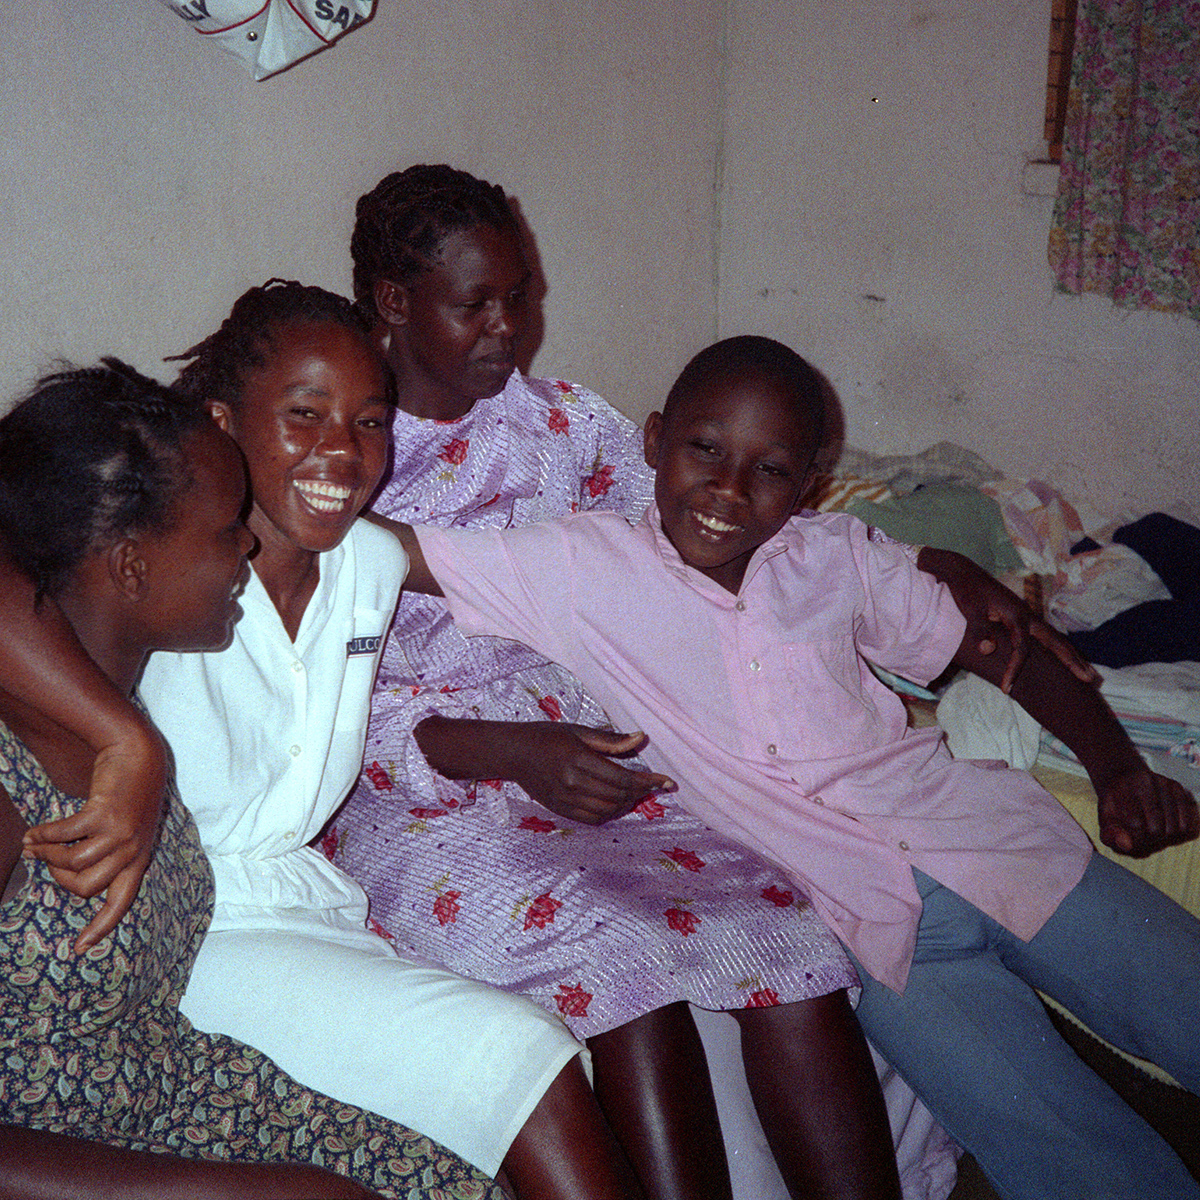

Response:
(289, 744), (302, 757)
(736, 600), (746, 612)
(291, 661), (304, 673)
(767, 744), (777, 755)
(749, 659), (761, 671)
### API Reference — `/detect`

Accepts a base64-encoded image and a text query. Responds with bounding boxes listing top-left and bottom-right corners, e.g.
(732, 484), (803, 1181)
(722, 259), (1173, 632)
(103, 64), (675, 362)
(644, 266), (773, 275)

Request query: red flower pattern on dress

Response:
(665, 908), (700, 936)
(548, 408), (569, 435)
(746, 987), (782, 1008)
(364, 760), (393, 793)
(761, 884), (795, 907)
(479, 777), (504, 790)
(433, 890), (462, 926)
(537, 695), (563, 722)
(409, 807), (449, 819)
(634, 796), (666, 820)
(555, 982), (593, 1018)
(519, 815), (558, 833)
(584, 463), (616, 498)
(367, 916), (396, 942)
(524, 892), (562, 930)
(438, 437), (469, 465)
(664, 847), (705, 872)
(318, 825), (340, 861)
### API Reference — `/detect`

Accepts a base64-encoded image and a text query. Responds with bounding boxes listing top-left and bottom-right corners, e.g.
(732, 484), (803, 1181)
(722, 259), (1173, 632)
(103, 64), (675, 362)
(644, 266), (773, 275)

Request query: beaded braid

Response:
(169, 279), (370, 414)
(0, 358), (209, 599)
(350, 164), (518, 315)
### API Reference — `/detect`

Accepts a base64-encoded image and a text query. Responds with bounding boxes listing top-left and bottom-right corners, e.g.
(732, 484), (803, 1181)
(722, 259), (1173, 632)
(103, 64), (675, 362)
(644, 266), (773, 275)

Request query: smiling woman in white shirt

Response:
(5, 281), (646, 1200)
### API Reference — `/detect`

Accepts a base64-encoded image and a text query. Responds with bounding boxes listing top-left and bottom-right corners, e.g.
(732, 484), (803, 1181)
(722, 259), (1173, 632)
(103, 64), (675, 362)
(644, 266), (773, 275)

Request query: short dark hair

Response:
(0, 358), (210, 599)
(350, 164), (518, 313)
(169, 278), (376, 413)
(663, 335), (826, 445)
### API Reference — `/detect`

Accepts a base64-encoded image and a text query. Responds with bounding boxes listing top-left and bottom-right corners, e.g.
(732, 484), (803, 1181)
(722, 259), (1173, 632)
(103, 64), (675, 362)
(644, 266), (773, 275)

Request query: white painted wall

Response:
(718, 0), (1199, 515)
(1, 0), (721, 420)
(2, 0), (1196, 516)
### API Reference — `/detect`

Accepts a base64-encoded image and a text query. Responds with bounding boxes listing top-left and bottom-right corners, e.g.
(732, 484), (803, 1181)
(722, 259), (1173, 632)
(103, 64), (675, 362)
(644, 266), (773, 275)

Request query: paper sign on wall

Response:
(157, 0), (376, 79)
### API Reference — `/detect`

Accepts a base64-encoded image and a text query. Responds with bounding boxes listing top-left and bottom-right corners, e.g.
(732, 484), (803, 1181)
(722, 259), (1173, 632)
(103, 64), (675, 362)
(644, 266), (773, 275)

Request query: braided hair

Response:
(170, 279), (373, 414)
(350, 165), (518, 315)
(0, 358), (210, 600)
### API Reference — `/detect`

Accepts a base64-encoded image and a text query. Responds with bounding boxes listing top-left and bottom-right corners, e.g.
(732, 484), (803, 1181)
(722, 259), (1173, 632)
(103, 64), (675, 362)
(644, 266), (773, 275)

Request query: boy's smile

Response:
(644, 371), (820, 594)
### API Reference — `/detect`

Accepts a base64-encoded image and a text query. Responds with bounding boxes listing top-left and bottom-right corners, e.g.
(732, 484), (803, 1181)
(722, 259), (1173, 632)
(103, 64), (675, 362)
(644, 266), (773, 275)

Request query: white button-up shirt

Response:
(141, 520), (405, 918)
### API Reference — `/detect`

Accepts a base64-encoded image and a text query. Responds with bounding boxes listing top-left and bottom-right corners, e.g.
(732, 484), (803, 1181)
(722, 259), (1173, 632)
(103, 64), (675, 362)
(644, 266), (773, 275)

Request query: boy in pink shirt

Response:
(392, 336), (1200, 1200)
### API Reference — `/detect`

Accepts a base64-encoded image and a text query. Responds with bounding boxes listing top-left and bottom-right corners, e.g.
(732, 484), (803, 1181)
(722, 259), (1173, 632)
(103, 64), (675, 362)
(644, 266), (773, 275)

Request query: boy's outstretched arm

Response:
(952, 621), (1198, 858)
(917, 547), (1098, 693)
(0, 552), (164, 950)
(362, 512), (443, 595)
(363, 513), (675, 822)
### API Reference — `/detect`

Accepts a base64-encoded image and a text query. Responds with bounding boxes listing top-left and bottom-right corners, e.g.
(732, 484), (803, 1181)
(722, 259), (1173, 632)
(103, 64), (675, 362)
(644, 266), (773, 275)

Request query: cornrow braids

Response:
(0, 358), (210, 600)
(351, 164), (517, 314)
(169, 278), (371, 413)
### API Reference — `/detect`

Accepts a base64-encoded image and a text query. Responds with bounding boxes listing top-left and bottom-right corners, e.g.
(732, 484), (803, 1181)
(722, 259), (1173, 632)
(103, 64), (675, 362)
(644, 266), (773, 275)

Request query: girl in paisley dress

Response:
(0, 359), (502, 1200)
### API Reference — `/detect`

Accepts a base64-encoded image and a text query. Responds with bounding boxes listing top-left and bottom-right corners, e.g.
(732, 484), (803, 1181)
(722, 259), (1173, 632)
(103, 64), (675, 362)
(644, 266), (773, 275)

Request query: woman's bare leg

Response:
(0, 1125), (384, 1200)
(501, 1056), (645, 1199)
(588, 1002), (733, 1200)
(732, 993), (901, 1200)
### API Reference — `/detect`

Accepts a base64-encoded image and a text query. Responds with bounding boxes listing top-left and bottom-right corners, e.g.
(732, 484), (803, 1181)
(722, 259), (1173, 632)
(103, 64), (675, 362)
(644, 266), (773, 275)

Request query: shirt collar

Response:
(641, 503), (795, 600)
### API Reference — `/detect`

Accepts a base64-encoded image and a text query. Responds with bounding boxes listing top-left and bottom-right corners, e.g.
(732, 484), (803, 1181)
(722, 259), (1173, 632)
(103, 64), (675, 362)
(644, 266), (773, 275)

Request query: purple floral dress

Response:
(331, 373), (856, 1038)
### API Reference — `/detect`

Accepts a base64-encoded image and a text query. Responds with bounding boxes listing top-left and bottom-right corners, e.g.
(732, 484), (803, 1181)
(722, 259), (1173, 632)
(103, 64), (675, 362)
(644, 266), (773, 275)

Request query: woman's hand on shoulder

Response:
(922, 547), (1098, 692)
(22, 717), (166, 952)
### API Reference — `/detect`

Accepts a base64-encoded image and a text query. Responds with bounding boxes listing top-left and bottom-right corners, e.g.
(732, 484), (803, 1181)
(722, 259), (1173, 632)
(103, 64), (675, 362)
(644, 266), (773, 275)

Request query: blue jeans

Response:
(850, 854), (1200, 1200)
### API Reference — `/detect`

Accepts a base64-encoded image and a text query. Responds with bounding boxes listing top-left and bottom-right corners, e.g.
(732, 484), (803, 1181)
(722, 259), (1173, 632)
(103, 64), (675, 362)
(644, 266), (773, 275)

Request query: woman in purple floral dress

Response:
(330, 165), (901, 1200)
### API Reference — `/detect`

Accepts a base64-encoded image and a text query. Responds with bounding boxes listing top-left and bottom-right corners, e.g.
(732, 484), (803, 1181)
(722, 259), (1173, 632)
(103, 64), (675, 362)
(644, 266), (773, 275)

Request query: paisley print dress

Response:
(0, 716), (501, 1200)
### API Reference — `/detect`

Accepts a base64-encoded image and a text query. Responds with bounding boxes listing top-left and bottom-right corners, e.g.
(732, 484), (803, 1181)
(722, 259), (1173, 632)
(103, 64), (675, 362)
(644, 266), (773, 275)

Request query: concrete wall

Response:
(2, 0), (1196, 516)
(1, 0), (722, 420)
(718, 0), (1199, 514)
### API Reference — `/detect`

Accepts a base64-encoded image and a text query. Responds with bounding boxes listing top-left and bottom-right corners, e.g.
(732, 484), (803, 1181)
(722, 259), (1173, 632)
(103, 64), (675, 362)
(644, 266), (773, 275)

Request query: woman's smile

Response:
(215, 319), (392, 559)
(294, 478), (355, 515)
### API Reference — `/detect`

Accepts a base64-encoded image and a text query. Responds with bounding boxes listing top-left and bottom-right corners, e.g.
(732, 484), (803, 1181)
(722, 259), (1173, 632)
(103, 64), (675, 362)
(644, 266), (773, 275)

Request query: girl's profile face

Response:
(135, 425), (254, 653)
(213, 319), (392, 559)
(386, 222), (531, 420)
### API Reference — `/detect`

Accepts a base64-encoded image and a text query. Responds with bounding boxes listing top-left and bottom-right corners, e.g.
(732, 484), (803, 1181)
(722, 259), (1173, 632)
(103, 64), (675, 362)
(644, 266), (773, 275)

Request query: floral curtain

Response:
(1048, 0), (1200, 318)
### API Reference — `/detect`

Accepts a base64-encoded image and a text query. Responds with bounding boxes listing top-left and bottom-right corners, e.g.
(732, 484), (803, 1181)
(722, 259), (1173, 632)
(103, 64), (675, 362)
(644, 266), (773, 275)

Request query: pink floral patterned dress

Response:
(330, 373), (855, 1038)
